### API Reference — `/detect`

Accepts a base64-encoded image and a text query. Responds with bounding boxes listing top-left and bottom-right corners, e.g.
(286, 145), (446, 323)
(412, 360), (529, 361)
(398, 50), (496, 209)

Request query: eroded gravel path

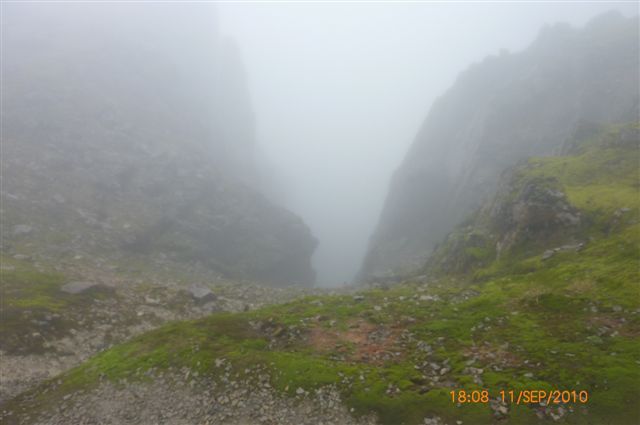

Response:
(4, 371), (377, 425)
(1, 277), (348, 404)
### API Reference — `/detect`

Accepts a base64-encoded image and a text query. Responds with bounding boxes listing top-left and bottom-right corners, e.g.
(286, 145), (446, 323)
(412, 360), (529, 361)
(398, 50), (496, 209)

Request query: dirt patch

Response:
(309, 320), (403, 365)
(463, 344), (522, 368)
(589, 314), (639, 338)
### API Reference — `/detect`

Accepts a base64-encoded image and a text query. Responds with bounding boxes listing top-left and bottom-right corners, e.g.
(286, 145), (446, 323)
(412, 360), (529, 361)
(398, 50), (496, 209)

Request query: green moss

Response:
(7, 124), (640, 424)
(0, 258), (115, 354)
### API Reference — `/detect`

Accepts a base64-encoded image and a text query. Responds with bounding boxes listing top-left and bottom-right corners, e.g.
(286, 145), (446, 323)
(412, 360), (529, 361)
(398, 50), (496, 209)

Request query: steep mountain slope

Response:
(426, 123), (639, 277)
(359, 12), (639, 282)
(1, 3), (316, 286)
(4, 125), (638, 425)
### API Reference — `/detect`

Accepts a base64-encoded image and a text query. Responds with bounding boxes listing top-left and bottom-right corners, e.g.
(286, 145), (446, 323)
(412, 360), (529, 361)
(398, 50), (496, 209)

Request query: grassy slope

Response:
(0, 257), (118, 355)
(4, 126), (639, 424)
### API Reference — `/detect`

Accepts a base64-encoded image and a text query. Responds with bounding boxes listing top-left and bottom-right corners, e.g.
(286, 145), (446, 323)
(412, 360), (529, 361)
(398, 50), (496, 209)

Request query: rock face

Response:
(1, 3), (316, 285)
(359, 12), (639, 282)
(425, 124), (639, 276)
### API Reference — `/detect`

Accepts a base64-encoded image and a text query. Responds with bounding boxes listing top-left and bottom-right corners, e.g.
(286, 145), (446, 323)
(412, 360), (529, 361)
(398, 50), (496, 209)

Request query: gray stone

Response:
(187, 285), (217, 304)
(144, 296), (160, 305)
(12, 224), (33, 236)
(60, 281), (101, 294)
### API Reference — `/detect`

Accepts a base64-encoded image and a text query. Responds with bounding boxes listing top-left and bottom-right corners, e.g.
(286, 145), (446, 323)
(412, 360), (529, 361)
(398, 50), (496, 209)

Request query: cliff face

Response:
(425, 123), (639, 277)
(1, 3), (316, 285)
(359, 12), (639, 282)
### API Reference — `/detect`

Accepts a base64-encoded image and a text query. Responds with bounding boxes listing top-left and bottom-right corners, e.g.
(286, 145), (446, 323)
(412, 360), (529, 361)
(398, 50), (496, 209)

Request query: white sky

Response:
(219, 2), (638, 286)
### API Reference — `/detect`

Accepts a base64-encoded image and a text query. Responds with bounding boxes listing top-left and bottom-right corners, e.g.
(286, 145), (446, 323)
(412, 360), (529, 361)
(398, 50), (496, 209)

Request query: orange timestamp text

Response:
(450, 389), (589, 405)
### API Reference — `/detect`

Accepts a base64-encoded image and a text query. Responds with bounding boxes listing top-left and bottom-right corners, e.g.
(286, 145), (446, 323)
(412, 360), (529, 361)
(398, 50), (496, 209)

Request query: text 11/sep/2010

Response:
(450, 389), (589, 405)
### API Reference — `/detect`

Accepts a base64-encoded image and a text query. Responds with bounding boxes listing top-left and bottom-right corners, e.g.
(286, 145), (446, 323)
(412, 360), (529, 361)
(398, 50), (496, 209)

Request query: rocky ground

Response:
(2, 127), (639, 424)
(0, 255), (345, 405)
(8, 370), (377, 425)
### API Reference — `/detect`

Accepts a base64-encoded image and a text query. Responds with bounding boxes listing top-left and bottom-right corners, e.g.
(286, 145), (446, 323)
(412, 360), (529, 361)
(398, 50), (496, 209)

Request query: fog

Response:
(3, 1), (636, 287)
(218, 2), (637, 286)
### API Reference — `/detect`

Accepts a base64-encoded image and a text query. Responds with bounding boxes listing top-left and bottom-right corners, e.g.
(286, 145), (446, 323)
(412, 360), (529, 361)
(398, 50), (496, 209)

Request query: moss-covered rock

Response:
(1, 3), (316, 287)
(427, 123), (639, 277)
(360, 12), (639, 282)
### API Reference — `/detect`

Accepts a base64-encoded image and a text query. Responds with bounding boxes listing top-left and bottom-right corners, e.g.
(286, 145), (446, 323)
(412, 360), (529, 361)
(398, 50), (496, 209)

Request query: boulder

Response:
(60, 281), (102, 294)
(187, 285), (217, 304)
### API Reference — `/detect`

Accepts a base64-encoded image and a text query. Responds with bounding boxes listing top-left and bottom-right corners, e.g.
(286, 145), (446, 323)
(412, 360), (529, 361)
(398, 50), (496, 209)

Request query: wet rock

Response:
(144, 296), (160, 305)
(614, 207), (631, 217)
(542, 250), (555, 260)
(187, 285), (217, 304)
(557, 211), (581, 226)
(12, 224), (33, 236)
(546, 189), (565, 199)
(416, 341), (432, 353)
(419, 295), (438, 302)
(201, 302), (218, 313)
(60, 281), (101, 294)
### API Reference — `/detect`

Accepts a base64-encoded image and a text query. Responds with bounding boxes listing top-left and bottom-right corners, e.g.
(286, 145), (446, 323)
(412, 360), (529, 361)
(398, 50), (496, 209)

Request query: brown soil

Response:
(589, 314), (640, 337)
(463, 344), (521, 368)
(308, 320), (403, 365)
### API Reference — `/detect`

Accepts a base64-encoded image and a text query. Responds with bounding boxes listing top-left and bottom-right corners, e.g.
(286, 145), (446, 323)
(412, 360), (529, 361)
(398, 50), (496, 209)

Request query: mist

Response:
(218, 2), (638, 286)
(3, 2), (639, 422)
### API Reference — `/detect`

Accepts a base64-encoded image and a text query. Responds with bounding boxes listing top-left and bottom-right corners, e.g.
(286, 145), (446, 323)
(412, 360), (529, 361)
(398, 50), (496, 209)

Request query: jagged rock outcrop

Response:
(425, 123), (639, 276)
(1, 3), (316, 285)
(359, 12), (639, 282)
